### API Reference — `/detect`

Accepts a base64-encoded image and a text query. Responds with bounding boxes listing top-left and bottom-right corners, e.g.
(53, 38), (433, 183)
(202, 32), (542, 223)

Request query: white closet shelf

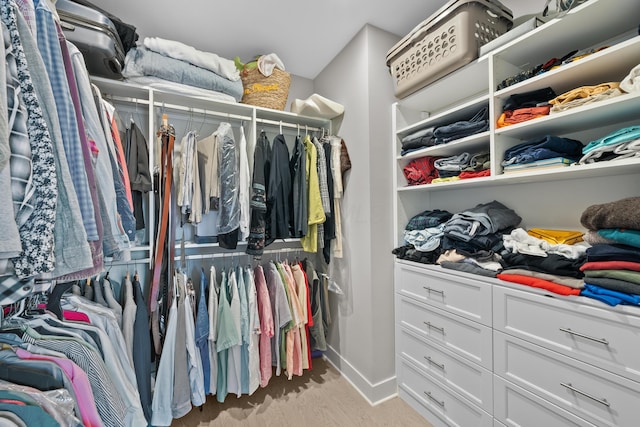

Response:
(397, 176), (492, 193)
(397, 131), (490, 161)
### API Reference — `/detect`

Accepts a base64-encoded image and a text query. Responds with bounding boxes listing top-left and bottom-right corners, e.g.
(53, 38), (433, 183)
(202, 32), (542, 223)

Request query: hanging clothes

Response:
(216, 122), (240, 249)
(267, 134), (292, 243)
(238, 126), (251, 241)
(263, 261), (292, 377)
(300, 135), (326, 253)
(244, 266), (261, 395)
(253, 264), (274, 388)
(246, 131), (271, 256)
(289, 135), (307, 238)
(207, 266), (219, 396)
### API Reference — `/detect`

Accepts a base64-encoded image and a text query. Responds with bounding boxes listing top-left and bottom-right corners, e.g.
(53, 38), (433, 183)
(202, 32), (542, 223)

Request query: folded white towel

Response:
(257, 53), (285, 77)
(143, 37), (240, 81)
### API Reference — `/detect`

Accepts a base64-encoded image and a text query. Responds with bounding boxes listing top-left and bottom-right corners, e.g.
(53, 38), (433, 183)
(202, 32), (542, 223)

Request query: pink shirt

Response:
(254, 266), (274, 387)
(15, 348), (103, 427)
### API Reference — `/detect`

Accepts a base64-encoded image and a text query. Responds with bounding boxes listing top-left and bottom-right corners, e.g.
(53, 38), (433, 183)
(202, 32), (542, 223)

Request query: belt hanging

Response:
(150, 123), (175, 313)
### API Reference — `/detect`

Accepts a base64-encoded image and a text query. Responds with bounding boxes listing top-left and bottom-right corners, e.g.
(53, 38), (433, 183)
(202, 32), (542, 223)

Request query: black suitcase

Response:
(56, 0), (125, 80)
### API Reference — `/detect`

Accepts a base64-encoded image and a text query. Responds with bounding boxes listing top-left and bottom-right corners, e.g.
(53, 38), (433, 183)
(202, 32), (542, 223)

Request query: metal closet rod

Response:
(255, 118), (325, 133)
(177, 247), (302, 261)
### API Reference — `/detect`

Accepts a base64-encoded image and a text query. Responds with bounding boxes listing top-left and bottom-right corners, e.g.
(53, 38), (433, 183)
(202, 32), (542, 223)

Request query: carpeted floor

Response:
(169, 357), (433, 427)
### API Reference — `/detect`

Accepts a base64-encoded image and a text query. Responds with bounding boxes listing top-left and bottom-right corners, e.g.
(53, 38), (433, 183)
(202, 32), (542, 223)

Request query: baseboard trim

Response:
(323, 344), (398, 406)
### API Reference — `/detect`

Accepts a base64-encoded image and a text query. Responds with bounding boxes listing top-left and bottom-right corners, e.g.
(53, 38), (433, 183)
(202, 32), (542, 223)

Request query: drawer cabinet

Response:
(494, 331), (640, 427)
(494, 375), (598, 427)
(396, 262), (493, 326)
(398, 357), (492, 427)
(397, 294), (493, 369)
(494, 285), (640, 383)
(397, 327), (493, 412)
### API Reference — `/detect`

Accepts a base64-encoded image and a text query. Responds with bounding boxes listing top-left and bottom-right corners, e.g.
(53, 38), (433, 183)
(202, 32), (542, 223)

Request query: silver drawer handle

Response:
(559, 328), (609, 346)
(423, 286), (444, 295)
(424, 321), (445, 333)
(424, 355), (445, 370)
(424, 391), (445, 407)
(560, 382), (611, 407)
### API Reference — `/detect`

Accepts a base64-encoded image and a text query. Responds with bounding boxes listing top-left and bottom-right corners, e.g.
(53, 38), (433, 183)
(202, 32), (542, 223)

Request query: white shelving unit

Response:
(391, 1), (640, 426)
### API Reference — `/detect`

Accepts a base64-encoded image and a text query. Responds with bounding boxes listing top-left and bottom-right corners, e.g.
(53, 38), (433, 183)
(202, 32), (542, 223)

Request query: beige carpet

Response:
(170, 358), (433, 427)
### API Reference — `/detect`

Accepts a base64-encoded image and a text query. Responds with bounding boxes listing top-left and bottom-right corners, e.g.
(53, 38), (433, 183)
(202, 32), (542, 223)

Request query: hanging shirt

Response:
(291, 263), (311, 370)
(244, 266), (261, 395)
(226, 269), (243, 397)
(216, 122), (240, 248)
(216, 270), (240, 403)
(264, 261), (292, 377)
(183, 277), (205, 407)
(208, 266), (219, 396)
(301, 135), (326, 253)
(238, 126), (251, 241)
(196, 132), (219, 214)
(195, 268), (211, 395)
(236, 266), (250, 394)
(290, 135), (308, 238)
(120, 274), (136, 367)
(280, 262), (304, 379)
(246, 131), (270, 255)
(254, 264), (274, 387)
(267, 134), (292, 242)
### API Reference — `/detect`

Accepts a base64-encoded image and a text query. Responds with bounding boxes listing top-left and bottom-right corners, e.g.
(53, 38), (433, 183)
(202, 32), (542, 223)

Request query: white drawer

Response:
(494, 331), (640, 427)
(397, 295), (493, 369)
(398, 357), (492, 427)
(398, 326), (493, 413)
(494, 376), (598, 427)
(494, 284), (640, 382)
(395, 262), (493, 326)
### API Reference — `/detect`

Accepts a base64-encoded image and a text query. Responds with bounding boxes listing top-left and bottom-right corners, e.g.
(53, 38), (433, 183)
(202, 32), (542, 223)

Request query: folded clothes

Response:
(585, 243), (640, 263)
(440, 261), (498, 278)
(459, 169), (490, 179)
(442, 231), (505, 254)
(582, 126), (640, 155)
(549, 82), (620, 106)
(431, 176), (460, 183)
(405, 209), (453, 231)
(433, 107), (489, 144)
(392, 245), (441, 264)
(584, 269), (640, 285)
(578, 139), (640, 164)
(501, 268), (584, 289)
(581, 260), (640, 272)
(444, 200), (521, 242)
(583, 276), (640, 295)
(503, 228), (588, 259)
(434, 152), (471, 171)
(497, 105), (551, 128)
(581, 197), (640, 231)
(583, 230), (617, 245)
(501, 252), (585, 278)
(401, 127), (435, 150)
(502, 87), (557, 111)
(527, 228), (583, 245)
(621, 63), (640, 93)
(580, 283), (640, 306)
(502, 135), (583, 166)
(143, 37), (240, 81)
(404, 225), (446, 252)
(550, 88), (622, 114)
(598, 228), (640, 249)
(497, 273), (581, 296)
(463, 152), (490, 171)
(123, 46), (244, 101)
(403, 156), (439, 185)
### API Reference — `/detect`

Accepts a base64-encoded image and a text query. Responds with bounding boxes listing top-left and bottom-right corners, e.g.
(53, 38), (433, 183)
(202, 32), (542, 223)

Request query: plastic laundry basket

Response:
(386, 0), (512, 99)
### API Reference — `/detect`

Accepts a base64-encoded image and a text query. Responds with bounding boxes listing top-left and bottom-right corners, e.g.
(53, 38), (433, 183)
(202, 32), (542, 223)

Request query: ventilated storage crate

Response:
(386, 0), (512, 99)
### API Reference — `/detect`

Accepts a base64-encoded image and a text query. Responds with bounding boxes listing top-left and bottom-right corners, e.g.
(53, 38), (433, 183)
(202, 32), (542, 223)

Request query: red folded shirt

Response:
(580, 260), (640, 272)
(497, 273), (581, 296)
(459, 169), (490, 179)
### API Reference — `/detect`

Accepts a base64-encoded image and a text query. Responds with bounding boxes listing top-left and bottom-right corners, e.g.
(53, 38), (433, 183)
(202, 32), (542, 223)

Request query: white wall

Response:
(313, 24), (399, 404)
(286, 74), (315, 112)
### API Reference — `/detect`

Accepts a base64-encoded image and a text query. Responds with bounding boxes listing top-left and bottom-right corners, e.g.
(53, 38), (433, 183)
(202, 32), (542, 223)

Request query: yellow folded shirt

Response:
(549, 82), (620, 106)
(527, 228), (584, 245)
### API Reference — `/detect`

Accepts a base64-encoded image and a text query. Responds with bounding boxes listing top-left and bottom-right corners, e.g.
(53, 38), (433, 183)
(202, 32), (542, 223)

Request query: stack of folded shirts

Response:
(123, 37), (244, 101)
(579, 197), (640, 306)
(549, 82), (622, 114)
(400, 127), (436, 155)
(578, 125), (640, 164)
(393, 209), (453, 264)
(498, 228), (588, 296)
(441, 200), (521, 255)
(501, 135), (584, 173)
(497, 87), (556, 128)
(433, 107), (489, 145)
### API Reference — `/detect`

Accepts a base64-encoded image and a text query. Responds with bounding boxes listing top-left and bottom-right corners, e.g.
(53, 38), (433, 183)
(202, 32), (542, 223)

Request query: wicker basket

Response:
(240, 67), (291, 110)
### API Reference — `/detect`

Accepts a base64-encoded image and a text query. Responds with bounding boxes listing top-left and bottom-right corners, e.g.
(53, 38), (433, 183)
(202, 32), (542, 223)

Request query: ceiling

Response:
(88, 0), (545, 80)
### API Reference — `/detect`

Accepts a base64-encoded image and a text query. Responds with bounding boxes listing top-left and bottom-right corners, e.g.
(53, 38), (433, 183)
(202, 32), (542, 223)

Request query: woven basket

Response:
(240, 67), (291, 110)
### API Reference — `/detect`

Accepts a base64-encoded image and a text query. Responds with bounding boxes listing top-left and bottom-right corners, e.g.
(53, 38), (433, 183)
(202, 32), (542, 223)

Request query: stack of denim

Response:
(433, 106), (489, 145)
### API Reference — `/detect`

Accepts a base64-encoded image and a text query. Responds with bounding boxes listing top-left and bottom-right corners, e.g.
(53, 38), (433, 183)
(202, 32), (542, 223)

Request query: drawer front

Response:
(397, 295), (493, 369)
(494, 331), (640, 427)
(396, 262), (493, 326)
(398, 326), (493, 412)
(494, 376), (598, 427)
(493, 285), (640, 383)
(398, 357), (493, 427)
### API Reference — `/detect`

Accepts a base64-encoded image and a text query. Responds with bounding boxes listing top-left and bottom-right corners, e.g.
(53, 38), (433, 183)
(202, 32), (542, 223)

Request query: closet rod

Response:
(104, 94), (151, 106)
(255, 118), (324, 132)
(152, 102), (252, 122)
(177, 247), (302, 261)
